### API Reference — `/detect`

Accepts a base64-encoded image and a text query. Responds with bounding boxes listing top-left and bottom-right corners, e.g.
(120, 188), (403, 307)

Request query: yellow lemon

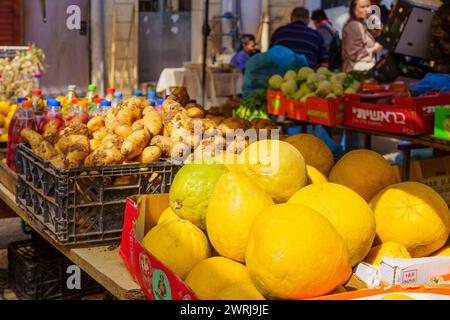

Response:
(371, 182), (450, 258)
(433, 242), (450, 257)
(246, 203), (352, 300)
(284, 134), (334, 176)
(185, 257), (252, 300)
(364, 243), (411, 266)
(0, 133), (7, 142)
(206, 172), (274, 263)
(329, 149), (398, 202)
(215, 283), (266, 300)
(306, 165), (328, 184)
(288, 183), (376, 266)
(157, 207), (179, 225)
(142, 218), (211, 280)
(238, 140), (307, 203)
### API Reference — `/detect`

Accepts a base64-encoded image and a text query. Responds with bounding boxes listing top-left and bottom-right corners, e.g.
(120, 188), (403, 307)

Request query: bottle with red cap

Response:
(7, 99), (38, 171)
(31, 89), (44, 114)
(66, 98), (90, 126)
(105, 87), (116, 102)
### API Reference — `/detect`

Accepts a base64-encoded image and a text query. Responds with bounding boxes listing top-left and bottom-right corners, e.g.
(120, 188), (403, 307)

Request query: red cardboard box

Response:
(344, 93), (450, 136)
(119, 194), (198, 300)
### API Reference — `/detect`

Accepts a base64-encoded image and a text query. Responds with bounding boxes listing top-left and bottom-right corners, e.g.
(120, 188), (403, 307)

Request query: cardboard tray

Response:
(119, 194), (198, 300)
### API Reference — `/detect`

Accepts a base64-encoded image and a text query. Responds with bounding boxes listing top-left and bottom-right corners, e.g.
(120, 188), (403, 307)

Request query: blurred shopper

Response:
(342, 0), (383, 72)
(230, 34), (258, 74)
(311, 9), (342, 70)
(270, 7), (328, 68)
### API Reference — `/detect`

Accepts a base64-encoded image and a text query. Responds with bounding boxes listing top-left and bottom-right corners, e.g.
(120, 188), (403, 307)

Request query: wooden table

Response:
(0, 170), (146, 300)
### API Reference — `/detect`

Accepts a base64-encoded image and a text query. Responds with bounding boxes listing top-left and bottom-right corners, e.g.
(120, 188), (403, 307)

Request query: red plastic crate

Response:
(304, 96), (345, 126)
(344, 93), (450, 136)
(267, 89), (307, 121)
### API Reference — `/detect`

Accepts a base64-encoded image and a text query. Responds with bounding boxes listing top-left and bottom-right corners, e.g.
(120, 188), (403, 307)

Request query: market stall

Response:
(1, 0), (450, 304)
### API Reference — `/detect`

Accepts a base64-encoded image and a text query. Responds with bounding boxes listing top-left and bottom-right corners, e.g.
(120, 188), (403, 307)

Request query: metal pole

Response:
(201, 0), (211, 107)
(99, 0), (105, 96)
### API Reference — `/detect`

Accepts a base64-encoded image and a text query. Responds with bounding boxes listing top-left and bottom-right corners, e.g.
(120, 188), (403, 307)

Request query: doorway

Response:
(22, 0), (90, 95)
(138, 0), (192, 83)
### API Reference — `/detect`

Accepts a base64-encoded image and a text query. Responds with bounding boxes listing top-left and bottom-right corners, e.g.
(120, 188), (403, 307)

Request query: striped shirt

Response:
(270, 22), (329, 68)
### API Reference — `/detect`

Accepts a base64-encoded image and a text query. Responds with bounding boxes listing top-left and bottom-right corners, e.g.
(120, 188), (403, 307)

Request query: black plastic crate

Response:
(7, 238), (104, 300)
(15, 143), (180, 247)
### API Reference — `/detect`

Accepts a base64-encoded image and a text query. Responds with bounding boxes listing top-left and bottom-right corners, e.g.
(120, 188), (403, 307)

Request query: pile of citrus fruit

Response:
(141, 134), (450, 300)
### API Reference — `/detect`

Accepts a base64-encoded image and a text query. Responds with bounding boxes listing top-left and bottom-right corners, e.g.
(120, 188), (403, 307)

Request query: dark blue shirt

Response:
(230, 50), (252, 73)
(270, 22), (329, 68)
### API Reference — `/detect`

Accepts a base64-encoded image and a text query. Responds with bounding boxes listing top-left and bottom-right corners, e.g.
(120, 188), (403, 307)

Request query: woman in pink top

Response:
(342, 0), (383, 72)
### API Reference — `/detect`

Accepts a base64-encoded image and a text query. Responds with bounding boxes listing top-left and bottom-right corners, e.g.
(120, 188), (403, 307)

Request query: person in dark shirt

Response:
(270, 7), (329, 68)
(230, 34), (258, 73)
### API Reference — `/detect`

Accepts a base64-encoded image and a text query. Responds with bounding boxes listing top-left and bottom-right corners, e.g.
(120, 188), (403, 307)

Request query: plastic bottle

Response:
(147, 91), (157, 105)
(155, 98), (164, 112)
(112, 92), (123, 108)
(66, 99), (90, 126)
(85, 84), (98, 104)
(38, 99), (65, 134)
(90, 97), (104, 117)
(100, 100), (112, 116)
(134, 89), (143, 98)
(31, 89), (44, 115)
(7, 100), (38, 171)
(105, 87), (116, 102)
(66, 85), (77, 103)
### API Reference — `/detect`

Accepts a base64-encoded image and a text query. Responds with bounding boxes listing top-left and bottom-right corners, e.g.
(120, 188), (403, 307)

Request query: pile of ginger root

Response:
(20, 87), (277, 169)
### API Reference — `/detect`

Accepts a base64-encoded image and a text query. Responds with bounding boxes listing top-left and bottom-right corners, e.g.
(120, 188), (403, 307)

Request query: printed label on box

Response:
(402, 270), (418, 284)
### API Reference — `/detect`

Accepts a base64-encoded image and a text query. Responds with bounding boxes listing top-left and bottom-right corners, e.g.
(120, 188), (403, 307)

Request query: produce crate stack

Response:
(430, 1), (450, 73)
(8, 233), (104, 300)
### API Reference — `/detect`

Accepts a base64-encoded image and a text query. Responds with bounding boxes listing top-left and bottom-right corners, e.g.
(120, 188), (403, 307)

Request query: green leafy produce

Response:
(235, 92), (270, 121)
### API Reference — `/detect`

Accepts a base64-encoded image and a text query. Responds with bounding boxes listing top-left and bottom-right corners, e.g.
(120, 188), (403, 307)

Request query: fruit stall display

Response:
(0, 45), (46, 103)
(120, 134), (450, 300)
(19, 88), (277, 170)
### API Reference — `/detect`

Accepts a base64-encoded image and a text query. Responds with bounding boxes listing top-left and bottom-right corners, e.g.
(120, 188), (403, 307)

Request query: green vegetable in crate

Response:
(293, 83), (312, 100)
(284, 70), (298, 82)
(315, 81), (332, 98)
(281, 80), (298, 98)
(300, 92), (317, 103)
(317, 67), (332, 78)
(332, 83), (344, 97)
(297, 67), (314, 81)
(269, 75), (284, 90)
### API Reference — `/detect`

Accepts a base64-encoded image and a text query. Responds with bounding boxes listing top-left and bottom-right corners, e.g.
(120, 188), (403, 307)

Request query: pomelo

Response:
(288, 183), (376, 266)
(142, 218), (211, 280)
(206, 172), (274, 263)
(364, 243), (411, 266)
(245, 203), (352, 300)
(169, 163), (229, 230)
(284, 134), (334, 176)
(238, 140), (307, 203)
(215, 283), (266, 300)
(370, 182), (450, 257)
(185, 257), (251, 300)
(329, 149), (397, 202)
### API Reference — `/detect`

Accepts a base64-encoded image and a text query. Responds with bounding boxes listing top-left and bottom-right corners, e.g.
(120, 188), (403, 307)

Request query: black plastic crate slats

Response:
(8, 239), (104, 300)
(15, 143), (180, 247)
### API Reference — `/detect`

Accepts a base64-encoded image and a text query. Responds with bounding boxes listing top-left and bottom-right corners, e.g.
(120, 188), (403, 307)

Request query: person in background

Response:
(342, 0), (383, 72)
(270, 7), (329, 68)
(311, 9), (339, 53)
(311, 9), (342, 70)
(230, 34), (258, 74)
